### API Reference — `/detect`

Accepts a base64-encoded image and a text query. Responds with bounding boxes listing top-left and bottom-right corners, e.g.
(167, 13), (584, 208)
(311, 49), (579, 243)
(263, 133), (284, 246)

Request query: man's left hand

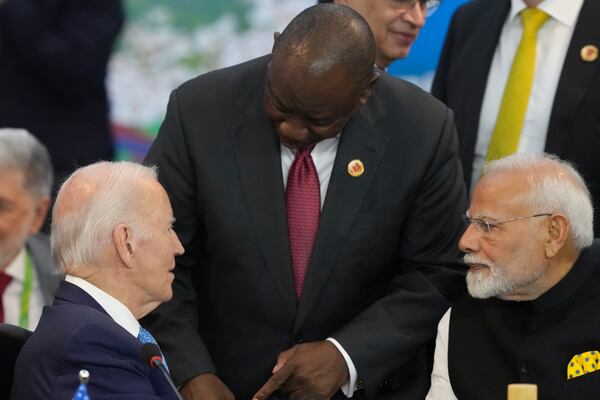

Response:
(252, 341), (349, 400)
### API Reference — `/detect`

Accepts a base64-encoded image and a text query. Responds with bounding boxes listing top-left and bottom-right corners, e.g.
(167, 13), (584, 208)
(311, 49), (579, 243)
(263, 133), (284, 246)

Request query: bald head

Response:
(51, 161), (159, 272)
(265, 4), (379, 149)
(273, 3), (376, 85)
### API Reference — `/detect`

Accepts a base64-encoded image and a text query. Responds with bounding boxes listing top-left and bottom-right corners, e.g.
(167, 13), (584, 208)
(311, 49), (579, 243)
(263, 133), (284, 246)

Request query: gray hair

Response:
(0, 128), (53, 197)
(51, 161), (158, 273)
(483, 153), (594, 250)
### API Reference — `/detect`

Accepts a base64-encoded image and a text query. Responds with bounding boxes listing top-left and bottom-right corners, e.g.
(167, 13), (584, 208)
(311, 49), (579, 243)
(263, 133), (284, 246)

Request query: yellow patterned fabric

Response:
(567, 351), (600, 379)
(485, 8), (550, 163)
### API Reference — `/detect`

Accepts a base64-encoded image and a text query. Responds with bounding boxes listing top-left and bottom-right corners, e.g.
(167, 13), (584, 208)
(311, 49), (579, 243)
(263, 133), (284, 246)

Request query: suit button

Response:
(294, 333), (304, 344)
(520, 363), (532, 376)
(528, 326), (538, 335)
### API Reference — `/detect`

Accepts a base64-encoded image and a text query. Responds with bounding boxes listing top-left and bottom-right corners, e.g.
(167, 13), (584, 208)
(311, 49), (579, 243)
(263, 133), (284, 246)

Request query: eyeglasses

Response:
(463, 213), (553, 234)
(388, 0), (442, 17)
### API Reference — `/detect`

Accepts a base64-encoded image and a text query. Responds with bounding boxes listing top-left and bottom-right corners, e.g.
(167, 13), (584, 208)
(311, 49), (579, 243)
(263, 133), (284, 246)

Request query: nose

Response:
(172, 232), (185, 256)
(402, 1), (426, 28)
(278, 119), (308, 142)
(458, 223), (481, 254)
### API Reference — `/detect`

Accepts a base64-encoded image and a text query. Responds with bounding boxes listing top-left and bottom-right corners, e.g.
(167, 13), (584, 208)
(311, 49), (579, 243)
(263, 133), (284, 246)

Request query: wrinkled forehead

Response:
(469, 172), (534, 218)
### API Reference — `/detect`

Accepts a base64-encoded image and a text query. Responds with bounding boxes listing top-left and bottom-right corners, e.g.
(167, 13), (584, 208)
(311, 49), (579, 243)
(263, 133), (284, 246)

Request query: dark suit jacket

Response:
(432, 0), (600, 235)
(143, 55), (467, 399)
(10, 281), (178, 400)
(27, 234), (62, 305)
(0, 0), (124, 180)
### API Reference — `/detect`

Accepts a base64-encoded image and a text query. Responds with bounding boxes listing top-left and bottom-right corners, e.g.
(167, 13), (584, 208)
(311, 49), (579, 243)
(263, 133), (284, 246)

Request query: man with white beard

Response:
(426, 153), (600, 400)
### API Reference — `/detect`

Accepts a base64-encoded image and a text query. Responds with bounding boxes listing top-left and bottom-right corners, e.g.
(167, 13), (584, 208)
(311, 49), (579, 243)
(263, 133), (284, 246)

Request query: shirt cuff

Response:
(326, 337), (358, 397)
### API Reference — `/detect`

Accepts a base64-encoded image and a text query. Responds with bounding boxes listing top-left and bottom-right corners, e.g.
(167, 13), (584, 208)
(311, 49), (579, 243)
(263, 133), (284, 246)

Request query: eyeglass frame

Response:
(463, 213), (553, 234)
(387, 0), (442, 17)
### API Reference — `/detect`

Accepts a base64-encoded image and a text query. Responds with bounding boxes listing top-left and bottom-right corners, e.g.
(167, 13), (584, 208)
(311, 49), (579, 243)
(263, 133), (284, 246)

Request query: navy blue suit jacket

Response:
(10, 281), (178, 400)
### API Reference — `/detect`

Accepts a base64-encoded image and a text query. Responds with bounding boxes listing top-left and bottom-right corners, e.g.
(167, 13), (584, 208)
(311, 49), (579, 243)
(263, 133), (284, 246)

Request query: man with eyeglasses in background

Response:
(426, 153), (600, 400)
(318, 0), (441, 69)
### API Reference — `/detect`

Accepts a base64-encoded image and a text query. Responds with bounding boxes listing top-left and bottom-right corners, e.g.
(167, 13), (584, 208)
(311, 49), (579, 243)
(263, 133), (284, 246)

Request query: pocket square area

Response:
(567, 351), (600, 380)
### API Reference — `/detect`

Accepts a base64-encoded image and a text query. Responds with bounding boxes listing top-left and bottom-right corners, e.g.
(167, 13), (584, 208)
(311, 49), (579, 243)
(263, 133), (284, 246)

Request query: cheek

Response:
(0, 210), (30, 240)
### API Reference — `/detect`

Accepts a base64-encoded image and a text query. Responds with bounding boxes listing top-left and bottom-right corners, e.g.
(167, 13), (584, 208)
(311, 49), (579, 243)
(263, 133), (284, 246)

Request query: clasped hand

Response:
(252, 340), (349, 400)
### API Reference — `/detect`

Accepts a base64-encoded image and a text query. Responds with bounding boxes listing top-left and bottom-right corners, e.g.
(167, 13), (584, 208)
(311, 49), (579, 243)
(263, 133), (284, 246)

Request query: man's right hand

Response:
(180, 373), (235, 400)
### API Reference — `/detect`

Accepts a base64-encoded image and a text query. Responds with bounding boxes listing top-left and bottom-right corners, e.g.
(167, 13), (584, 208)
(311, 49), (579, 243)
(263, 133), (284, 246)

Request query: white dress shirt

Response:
(280, 136), (359, 397)
(3, 248), (45, 330)
(65, 274), (141, 338)
(425, 308), (456, 400)
(470, 0), (583, 191)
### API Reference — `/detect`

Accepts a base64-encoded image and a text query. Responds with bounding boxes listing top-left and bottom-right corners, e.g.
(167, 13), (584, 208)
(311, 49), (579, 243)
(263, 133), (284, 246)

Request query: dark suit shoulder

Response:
(453, 0), (500, 21)
(372, 72), (451, 135)
(175, 55), (269, 102)
(447, 0), (509, 38)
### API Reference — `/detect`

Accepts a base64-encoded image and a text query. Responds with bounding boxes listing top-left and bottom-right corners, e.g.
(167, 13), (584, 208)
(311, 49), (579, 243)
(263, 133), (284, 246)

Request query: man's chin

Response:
(466, 269), (498, 299)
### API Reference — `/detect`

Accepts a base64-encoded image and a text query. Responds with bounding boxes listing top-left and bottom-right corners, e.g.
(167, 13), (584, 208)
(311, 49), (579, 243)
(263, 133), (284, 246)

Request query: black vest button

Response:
(294, 333), (304, 344)
(520, 363), (532, 375)
(528, 327), (538, 335)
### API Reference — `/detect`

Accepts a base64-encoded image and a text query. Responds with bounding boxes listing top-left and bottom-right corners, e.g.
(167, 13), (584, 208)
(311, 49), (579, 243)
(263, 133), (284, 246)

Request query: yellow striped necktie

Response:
(485, 8), (549, 163)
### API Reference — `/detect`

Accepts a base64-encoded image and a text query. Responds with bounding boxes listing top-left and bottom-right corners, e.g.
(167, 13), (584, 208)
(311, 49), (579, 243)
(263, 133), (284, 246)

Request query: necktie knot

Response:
(520, 8), (549, 36)
(137, 326), (158, 344)
(0, 271), (12, 323)
(295, 143), (316, 159)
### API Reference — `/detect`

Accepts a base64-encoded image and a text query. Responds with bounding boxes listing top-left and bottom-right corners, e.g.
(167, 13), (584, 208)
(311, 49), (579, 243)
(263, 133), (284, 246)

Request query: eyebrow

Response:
(466, 211), (495, 220)
(266, 78), (287, 112)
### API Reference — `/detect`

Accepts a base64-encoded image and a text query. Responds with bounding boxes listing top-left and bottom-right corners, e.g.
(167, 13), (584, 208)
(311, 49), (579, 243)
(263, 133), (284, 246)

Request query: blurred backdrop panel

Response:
(109, 0), (470, 161)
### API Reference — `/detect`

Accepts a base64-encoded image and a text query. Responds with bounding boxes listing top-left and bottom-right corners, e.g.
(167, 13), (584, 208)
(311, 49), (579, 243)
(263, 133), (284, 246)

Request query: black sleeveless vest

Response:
(448, 242), (600, 400)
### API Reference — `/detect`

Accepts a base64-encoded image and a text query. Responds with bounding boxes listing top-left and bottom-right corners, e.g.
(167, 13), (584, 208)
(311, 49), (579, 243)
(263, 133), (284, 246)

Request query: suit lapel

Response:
(458, 0), (510, 183)
(294, 96), (389, 332)
(546, 0), (600, 153)
(231, 63), (297, 319)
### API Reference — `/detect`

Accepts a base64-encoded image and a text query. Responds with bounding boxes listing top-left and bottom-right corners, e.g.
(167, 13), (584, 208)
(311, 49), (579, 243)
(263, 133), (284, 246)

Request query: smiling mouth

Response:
(391, 31), (417, 41)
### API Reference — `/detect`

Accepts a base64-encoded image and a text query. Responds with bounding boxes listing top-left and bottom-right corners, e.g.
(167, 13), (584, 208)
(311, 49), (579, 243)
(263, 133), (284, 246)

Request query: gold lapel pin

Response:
(581, 45), (598, 62)
(347, 159), (364, 177)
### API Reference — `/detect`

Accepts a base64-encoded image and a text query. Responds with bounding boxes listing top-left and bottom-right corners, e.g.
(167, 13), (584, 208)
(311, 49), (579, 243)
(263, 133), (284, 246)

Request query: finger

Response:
(273, 347), (295, 373)
(253, 364), (294, 400)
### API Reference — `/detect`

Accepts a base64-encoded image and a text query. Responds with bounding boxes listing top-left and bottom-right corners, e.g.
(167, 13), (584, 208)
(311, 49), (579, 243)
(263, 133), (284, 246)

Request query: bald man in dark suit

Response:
(144, 4), (467, 400)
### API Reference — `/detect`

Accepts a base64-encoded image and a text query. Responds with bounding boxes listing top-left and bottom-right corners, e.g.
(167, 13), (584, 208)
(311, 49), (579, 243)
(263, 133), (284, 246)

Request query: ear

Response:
(544, 214), (569, 258)
(113, 224), (135, 268)
(272, 31), (281, 52)
(358, 70), (380, 105)
(28, 196), (50, 235)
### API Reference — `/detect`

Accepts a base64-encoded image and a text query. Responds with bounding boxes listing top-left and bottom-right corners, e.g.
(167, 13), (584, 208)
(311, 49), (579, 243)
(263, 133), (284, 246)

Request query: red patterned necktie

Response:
(0, 271), (13, 323)
(286, 144), (320, 300)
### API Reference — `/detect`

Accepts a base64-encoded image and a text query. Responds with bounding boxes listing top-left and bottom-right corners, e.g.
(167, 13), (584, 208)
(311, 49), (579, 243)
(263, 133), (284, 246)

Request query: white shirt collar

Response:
(65, 274), (140, 338)
(510, 0), (584, 28)
(5, 247), (26, 282)
(281, 133), (341, 156)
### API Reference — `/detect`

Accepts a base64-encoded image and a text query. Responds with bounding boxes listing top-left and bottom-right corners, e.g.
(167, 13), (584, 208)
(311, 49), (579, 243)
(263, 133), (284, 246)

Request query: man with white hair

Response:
(0, 128), (61, 330)
(426, 153), (598, 400)
(11, 161), (184, 399)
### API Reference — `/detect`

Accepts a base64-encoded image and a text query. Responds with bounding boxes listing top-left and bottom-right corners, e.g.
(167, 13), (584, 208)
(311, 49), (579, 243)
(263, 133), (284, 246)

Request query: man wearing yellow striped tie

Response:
(432, 0), (600, 237)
